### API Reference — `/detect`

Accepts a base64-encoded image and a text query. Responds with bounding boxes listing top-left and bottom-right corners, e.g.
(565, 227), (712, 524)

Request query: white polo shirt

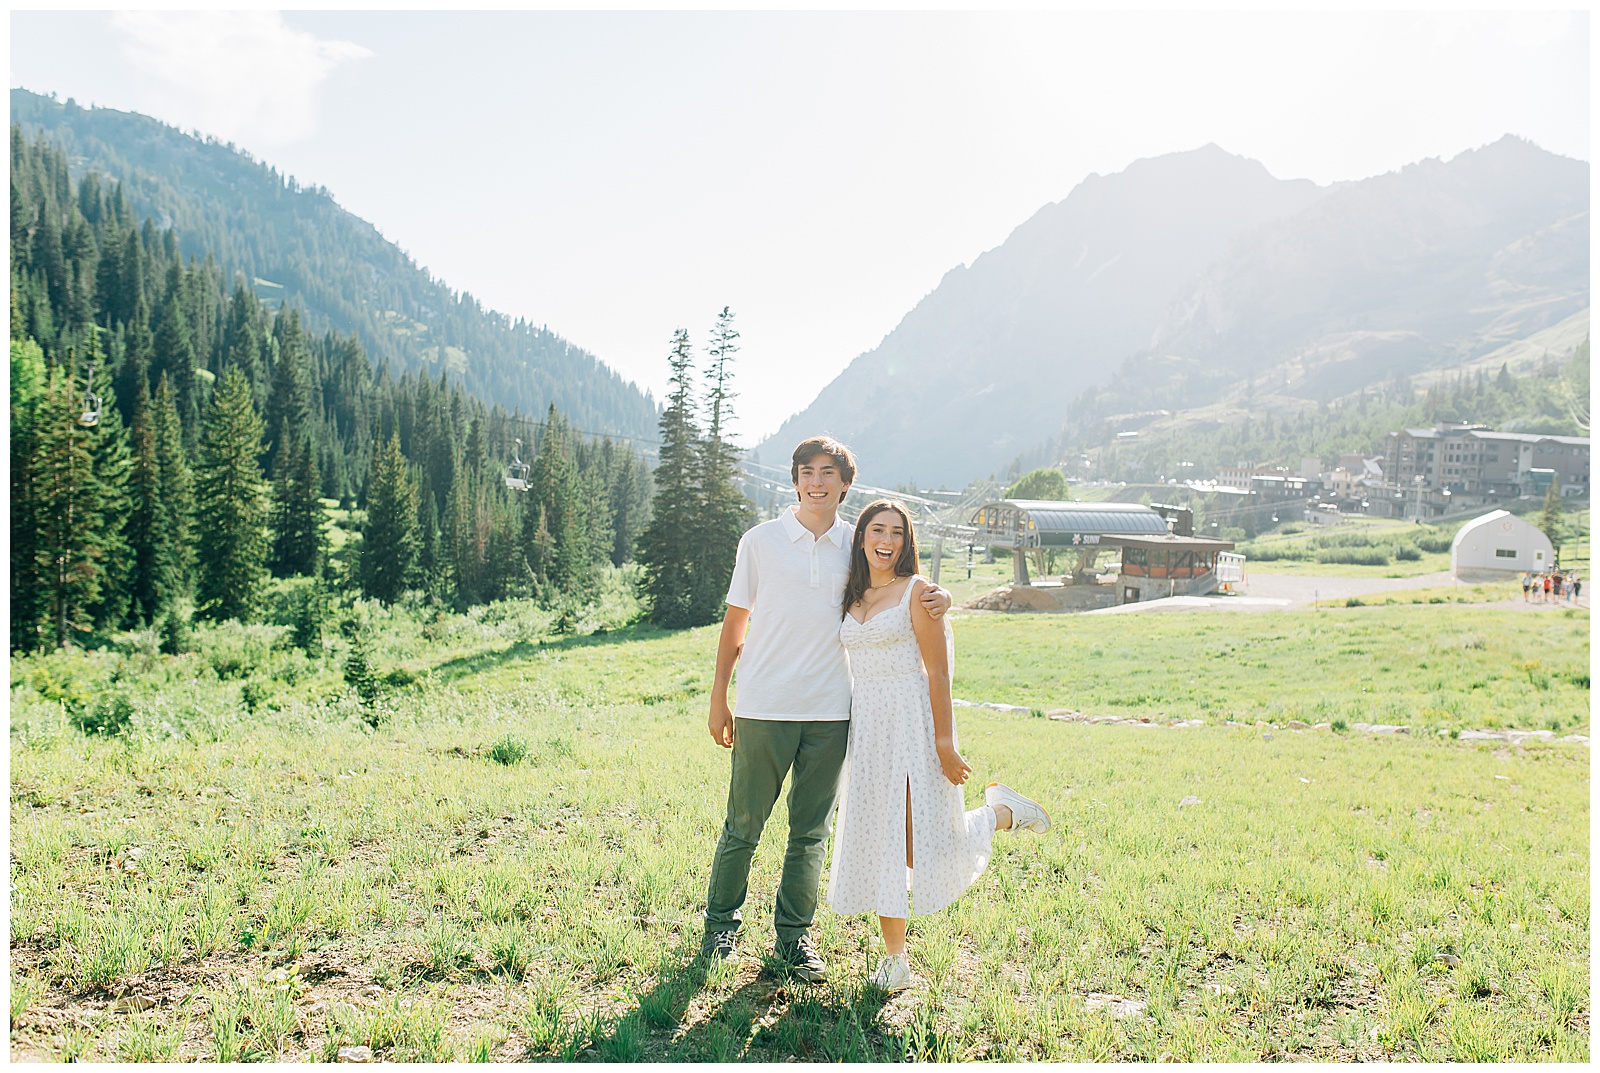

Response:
(724, 506), (854, 721)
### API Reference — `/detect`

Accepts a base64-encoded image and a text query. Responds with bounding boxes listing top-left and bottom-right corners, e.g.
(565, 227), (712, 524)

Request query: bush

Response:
(271, 650), (316, 686)
(202, 622), (287, 680)
(292, 584), (331, 654)
(1414, 531), (1454, 553)
(1315, 547), (1390, 566)
(488, 734), (529, 766)
(29, 660), (94, 717)
(160, 610), (192, 655)
(341, 620), (384, 723)
(1241, 543), (1312, 562)
(75, 692), (135, 736)
(113, 629), (162, 675)
(1345, 597), (1365, 607)
(383, 667), (420, 689)
(240, 680), (271, 714)
(1331, 719), (1349, 733)
(1393, 544), (1422, 561)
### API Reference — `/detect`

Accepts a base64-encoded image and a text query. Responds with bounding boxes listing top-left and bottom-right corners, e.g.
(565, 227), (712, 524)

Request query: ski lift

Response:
(78, 362), (102, 427)
(504, 438), (530, 491)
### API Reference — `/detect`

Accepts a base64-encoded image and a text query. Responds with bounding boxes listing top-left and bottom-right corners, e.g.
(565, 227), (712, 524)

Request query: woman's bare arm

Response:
(910, 580), (970, 786)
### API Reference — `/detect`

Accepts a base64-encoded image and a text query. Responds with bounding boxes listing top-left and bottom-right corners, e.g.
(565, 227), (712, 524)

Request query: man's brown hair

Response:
(790, 436), (857, 502)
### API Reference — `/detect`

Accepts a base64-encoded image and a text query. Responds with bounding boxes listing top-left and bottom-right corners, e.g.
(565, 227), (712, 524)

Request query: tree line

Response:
(1008, 341), (1591, 485)
(10, 127), (651, 652)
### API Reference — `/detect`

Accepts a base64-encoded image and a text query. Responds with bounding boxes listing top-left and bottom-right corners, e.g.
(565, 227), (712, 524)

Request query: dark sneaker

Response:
(699, 929), (738, 965)
(774, 934), (828, 982)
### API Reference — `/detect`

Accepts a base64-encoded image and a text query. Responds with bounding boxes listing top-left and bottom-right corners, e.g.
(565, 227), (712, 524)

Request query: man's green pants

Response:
(704, 717), (850, 943)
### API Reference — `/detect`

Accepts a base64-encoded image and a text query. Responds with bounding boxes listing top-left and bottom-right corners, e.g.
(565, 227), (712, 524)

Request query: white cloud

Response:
(109, 11), (370, 147)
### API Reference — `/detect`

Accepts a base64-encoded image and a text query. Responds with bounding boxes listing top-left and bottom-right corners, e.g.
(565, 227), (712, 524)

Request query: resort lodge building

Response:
(1381, 422), (1590, 518)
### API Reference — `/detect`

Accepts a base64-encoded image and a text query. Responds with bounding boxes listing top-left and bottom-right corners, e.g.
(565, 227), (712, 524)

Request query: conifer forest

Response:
(10, 125), (668, 653)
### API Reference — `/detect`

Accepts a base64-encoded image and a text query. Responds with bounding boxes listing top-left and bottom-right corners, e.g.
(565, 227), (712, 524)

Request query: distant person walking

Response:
(1544, 573), (1554, 601)
(827, 499), (1049, 994)
(698, 437), (951, 981)
(1573, 576), (1582, 601)
(1521, 571), (1531, 601)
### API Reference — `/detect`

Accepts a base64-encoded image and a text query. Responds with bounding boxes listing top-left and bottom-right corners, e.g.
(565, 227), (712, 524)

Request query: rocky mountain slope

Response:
(760, 137), (1588, 487)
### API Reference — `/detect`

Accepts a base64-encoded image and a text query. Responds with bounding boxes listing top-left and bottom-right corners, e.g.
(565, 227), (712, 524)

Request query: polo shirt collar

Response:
(782, 505), (848, 547)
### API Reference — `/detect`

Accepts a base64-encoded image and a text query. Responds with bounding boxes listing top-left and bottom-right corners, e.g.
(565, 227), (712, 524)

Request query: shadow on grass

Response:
(557, 951), (958, 1062)
(425, 621), (681, 684)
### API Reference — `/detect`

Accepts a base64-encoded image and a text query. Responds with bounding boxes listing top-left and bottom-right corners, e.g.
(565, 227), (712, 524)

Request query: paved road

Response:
(1087, 571), (1589, 615)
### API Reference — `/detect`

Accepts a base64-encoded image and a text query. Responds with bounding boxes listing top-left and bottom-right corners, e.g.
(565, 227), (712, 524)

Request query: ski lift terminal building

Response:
(967, 499), (1235, 603)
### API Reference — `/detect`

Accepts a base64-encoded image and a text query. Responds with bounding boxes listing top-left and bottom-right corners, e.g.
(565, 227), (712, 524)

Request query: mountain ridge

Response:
(10, 88), (660, 442)
(759, 136), (1587, 486)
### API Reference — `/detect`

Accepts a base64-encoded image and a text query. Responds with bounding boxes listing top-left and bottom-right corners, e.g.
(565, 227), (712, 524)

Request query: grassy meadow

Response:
(8, 573), (1590, 1061)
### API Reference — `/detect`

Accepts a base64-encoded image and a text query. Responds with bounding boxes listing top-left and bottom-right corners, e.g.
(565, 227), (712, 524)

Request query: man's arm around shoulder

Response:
(919, 581), (954, 618)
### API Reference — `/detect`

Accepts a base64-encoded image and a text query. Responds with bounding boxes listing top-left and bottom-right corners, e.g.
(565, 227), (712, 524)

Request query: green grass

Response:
(947, 604), (1590, 733)
(8, 577), (1588, 1061)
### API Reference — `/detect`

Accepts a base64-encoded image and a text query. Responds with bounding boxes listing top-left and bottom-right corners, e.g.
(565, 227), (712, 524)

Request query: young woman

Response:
(826, 499), (1050, 993)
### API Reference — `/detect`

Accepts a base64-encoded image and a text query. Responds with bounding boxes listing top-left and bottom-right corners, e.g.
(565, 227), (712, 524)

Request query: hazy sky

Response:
(10, 9), (1590, 443)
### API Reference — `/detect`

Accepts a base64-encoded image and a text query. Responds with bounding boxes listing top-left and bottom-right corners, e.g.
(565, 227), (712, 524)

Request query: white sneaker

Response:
(986, 782), (1051, 834)
(868, 953), (916, 994)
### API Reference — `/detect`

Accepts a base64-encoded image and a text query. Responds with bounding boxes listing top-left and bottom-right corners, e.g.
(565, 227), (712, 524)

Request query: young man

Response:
(700, 436), (952, 980)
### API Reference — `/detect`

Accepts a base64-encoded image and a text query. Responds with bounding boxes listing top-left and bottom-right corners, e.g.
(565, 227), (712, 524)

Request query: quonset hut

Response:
(1450, 510), (1555, 580)
(968, 499), (1235, 603)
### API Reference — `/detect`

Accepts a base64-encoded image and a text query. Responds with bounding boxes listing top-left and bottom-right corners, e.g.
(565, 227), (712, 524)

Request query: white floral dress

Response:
(827, 576), (994, 918)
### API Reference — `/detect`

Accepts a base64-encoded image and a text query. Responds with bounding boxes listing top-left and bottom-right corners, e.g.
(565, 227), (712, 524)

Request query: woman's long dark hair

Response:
(842, 499), (920, 618)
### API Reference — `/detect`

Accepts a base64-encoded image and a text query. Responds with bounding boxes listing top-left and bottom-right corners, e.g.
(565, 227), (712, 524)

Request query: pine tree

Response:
(115, 296), (154, 414)
(152, 374), (195, 603)
(361, 431), (419, 604)
(264, 306), (311, 473)
(125, 378), (167, 625)
(194, 366), (268, 622)
(153, 287), (199, 443)
(269, 431), (325, 577)
(526, 406), (591, 597)
(691, 308), (753, 624)
(414, 468), (445, 599)
(9, 338), (49, 649)
(85, 352), (133, 638)
(704, 307), (739, 455)
(486, 490), (523, 603)
(223, 279), (262, 397)
(31, 361), (108, 647)
(444, 476), (484, 608)
(605, 439), (650, 567)
(637, 329), (703, 627)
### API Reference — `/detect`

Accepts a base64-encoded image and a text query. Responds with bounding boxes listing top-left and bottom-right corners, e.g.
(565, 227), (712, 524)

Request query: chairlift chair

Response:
(504, 438), (531, 491)
(78, 362), (102, 427)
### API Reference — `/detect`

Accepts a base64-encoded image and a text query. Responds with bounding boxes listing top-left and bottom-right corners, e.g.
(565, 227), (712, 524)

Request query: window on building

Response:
(1495, 549), (1518, 559)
